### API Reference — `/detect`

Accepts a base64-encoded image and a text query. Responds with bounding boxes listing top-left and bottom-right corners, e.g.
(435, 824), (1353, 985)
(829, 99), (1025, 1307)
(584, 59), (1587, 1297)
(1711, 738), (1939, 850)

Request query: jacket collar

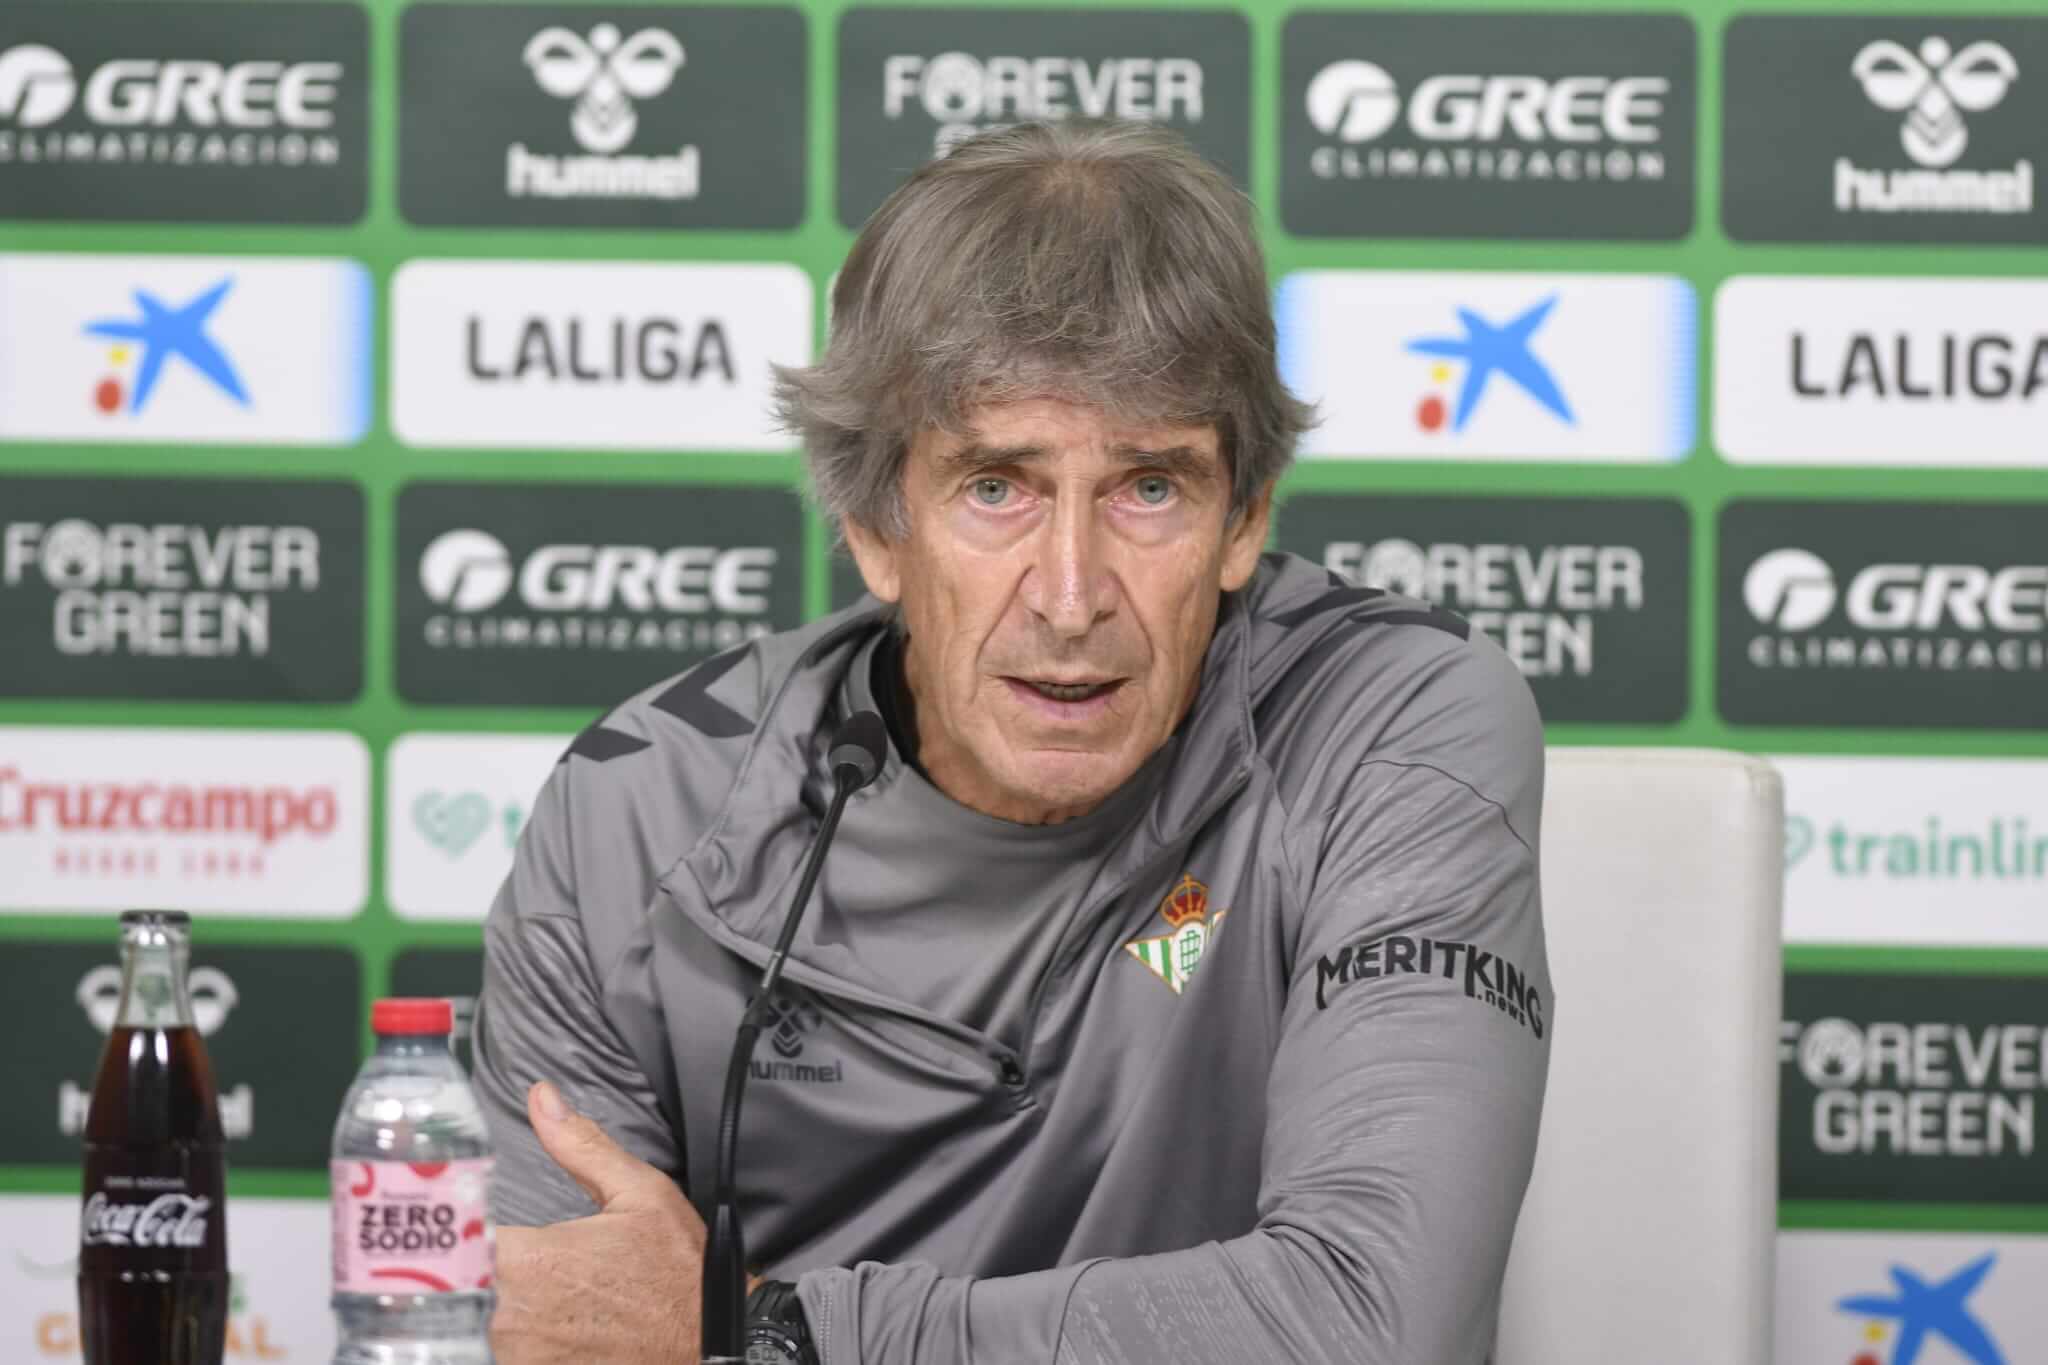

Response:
(684, 580), (1259, 925)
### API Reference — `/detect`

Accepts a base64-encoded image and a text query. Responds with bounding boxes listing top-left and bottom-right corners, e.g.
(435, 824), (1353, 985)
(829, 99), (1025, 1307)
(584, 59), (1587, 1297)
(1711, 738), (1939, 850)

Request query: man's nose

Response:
(1021, 499), (1116, 639)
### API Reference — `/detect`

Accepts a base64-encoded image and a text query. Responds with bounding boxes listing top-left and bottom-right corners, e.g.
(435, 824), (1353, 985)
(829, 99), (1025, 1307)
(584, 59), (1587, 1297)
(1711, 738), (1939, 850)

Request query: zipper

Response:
(666, 710), (1254, 1098)
(1007, 756), (1256, 1092)
(662, 861), (1029, 1087)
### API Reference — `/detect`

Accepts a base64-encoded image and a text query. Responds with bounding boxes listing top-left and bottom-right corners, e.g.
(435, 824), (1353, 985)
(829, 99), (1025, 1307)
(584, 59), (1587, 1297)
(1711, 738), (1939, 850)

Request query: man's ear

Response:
(842, 515), (902, 605)
(1219, 484), (1274, 593)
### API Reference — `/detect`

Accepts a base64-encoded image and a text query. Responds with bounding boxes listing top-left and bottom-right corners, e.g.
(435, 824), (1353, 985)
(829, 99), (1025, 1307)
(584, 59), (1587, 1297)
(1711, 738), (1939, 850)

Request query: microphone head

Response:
(827, 710), (887, 790)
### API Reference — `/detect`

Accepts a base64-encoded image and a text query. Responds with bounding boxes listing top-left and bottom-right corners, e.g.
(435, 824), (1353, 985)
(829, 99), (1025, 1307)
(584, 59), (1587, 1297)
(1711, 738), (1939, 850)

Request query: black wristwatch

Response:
(743, 1279), (819, 1365)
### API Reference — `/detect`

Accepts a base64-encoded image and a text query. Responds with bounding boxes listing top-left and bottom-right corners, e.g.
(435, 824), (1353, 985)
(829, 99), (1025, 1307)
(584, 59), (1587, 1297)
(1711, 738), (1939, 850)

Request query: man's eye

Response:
(1133, 475), (1174, 506)
(971, 478), (1010, 506)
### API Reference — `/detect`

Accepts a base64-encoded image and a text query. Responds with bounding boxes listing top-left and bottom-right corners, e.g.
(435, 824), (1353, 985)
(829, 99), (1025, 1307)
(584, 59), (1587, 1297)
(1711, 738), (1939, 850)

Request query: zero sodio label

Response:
(332, 1158), (493, 1294)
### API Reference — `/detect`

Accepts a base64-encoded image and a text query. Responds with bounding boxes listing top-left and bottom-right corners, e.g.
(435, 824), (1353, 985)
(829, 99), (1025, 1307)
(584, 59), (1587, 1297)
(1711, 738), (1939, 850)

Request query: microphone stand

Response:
(702, 713), (884, 1362)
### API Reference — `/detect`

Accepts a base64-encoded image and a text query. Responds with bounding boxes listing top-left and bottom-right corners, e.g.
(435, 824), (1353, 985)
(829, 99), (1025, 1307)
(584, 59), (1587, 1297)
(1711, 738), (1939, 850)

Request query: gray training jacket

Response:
(474, 551), (1552, 1365)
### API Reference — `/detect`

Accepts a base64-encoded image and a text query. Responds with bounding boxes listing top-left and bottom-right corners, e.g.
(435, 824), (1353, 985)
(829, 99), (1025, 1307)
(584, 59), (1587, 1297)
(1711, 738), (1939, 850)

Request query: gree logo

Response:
(417, 529), (776, 615)
(0, 43), (340, 130)
(1304, 59), (1667, 145)
(1743, 549), (2048, 633)
(418, 530), (514, 611)
(1305, 60), (1400, 141)
(0, 44), (75, 126)
(1744, 549), (1837, 630)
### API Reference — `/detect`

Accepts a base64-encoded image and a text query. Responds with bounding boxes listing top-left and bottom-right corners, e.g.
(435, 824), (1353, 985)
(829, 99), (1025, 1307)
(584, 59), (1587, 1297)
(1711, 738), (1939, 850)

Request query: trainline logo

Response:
(386, 732), (568, 921)
(1777, 757), (2048, 949)
(1786, 811), (2045, 883)
(1774, 756), (2048, 948)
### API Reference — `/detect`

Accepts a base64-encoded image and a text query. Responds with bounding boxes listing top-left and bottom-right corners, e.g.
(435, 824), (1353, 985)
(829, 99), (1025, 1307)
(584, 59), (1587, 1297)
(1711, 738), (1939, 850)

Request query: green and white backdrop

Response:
(1, 0), (2044, 1358)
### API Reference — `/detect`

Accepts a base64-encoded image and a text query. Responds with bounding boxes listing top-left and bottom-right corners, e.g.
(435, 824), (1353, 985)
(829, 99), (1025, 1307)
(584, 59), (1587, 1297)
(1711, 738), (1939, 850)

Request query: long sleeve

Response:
(798, 649), (1552, 1364)
(472, 751), (684, 1228)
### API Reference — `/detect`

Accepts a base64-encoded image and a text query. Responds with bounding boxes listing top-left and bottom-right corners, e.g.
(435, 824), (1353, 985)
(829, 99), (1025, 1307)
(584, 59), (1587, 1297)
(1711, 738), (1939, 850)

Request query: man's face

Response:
(845, 398), (1270, 825)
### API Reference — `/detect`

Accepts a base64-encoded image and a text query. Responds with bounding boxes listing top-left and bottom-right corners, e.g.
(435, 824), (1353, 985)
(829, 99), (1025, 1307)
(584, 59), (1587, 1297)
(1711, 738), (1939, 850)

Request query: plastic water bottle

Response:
(331, 998), (495, 1365)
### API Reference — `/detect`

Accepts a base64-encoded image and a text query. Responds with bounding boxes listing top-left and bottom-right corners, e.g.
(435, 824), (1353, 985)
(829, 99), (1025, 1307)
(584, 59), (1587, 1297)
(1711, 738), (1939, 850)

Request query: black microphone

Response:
(702, 710), (887, 1361)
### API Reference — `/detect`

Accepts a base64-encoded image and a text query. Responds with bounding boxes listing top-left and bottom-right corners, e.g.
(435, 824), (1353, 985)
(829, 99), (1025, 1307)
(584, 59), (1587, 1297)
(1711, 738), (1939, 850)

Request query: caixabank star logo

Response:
(1124, 874), (1229, 996)
(1835, 1252), (2004, 1365)
(1276, 270), (1696, 463)
(1777, 1230), (2045, 1365)
(0, 254), (370, 446)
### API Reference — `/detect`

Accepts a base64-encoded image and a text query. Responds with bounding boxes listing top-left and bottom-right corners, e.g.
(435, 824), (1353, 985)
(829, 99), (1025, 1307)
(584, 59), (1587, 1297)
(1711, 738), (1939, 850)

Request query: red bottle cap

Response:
(372, 997), (454, 1036)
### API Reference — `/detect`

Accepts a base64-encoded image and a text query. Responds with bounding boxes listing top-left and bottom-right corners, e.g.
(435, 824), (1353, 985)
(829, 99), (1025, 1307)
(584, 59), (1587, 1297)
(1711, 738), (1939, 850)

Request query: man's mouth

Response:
(1008, 677), (1123, 704)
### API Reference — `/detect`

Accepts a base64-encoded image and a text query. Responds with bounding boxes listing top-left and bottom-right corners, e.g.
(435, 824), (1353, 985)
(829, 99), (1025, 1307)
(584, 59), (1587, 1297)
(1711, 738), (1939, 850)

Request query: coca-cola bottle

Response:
(77, 910), (229, 1365)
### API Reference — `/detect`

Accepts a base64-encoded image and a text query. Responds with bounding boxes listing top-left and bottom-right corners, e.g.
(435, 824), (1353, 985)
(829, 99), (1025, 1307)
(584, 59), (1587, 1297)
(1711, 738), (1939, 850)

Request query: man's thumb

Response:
(527, 1080), (658, 1211)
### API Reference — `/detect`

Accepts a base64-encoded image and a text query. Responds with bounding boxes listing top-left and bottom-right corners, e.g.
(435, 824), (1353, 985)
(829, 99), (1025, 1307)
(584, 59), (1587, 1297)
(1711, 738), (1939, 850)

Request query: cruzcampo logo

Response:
(1125, 874), (1230, 995)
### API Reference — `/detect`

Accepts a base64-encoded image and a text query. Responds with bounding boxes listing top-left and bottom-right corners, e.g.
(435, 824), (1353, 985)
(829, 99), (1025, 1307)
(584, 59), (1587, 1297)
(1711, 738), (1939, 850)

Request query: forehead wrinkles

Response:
(931, 434), (1221, 486)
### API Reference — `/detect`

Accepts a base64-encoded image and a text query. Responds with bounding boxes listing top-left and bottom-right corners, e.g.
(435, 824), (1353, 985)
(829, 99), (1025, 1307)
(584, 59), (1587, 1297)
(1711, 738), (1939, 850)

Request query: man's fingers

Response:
(526, 1080), (664, 1211)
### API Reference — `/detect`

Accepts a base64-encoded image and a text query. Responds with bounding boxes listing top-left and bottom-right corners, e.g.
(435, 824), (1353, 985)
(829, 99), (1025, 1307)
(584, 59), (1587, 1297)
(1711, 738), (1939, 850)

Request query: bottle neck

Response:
(374, 1033), (453, 1060)
(115, 930), (194, 1030)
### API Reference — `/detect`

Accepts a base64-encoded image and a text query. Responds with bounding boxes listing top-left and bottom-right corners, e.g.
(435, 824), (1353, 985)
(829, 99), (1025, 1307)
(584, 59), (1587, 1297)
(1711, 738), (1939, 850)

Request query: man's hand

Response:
(492, 1080), (707, 1364)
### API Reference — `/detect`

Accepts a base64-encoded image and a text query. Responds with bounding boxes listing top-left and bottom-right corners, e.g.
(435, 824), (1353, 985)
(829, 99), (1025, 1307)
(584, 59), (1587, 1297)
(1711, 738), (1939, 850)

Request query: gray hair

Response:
(774, 119), (1315, 539)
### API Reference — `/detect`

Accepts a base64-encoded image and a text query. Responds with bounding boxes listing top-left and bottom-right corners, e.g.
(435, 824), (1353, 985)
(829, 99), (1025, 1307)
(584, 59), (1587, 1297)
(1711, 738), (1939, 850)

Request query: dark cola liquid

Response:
(79, 1025), (229, 1365)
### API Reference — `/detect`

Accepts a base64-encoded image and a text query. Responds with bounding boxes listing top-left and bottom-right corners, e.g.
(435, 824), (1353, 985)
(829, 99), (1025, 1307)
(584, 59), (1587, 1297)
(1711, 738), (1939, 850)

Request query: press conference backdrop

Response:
(0, 0), (2043, 1357)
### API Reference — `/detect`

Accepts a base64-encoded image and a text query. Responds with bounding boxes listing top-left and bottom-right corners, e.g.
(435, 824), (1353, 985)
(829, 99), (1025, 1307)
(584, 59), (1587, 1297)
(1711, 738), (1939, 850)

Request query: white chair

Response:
(1495, 749), (1783, 1365)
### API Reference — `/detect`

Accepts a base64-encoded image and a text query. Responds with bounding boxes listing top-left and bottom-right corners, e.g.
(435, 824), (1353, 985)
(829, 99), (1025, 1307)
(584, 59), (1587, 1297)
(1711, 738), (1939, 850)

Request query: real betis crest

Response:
(1125, 873), (1229, 995)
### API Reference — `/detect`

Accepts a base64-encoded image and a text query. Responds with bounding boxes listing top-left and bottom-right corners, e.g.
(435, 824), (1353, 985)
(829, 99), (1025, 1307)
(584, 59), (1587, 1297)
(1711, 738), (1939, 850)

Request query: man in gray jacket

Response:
(480, 119), (1551, 1365)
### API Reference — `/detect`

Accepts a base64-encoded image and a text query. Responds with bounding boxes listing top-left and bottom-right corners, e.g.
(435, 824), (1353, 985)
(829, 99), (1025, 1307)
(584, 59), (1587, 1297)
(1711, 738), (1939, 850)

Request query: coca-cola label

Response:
(77, 1158), (225, 1273)
(80, 1190), (212, 1247)
(331, 1158), (493, 1295)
